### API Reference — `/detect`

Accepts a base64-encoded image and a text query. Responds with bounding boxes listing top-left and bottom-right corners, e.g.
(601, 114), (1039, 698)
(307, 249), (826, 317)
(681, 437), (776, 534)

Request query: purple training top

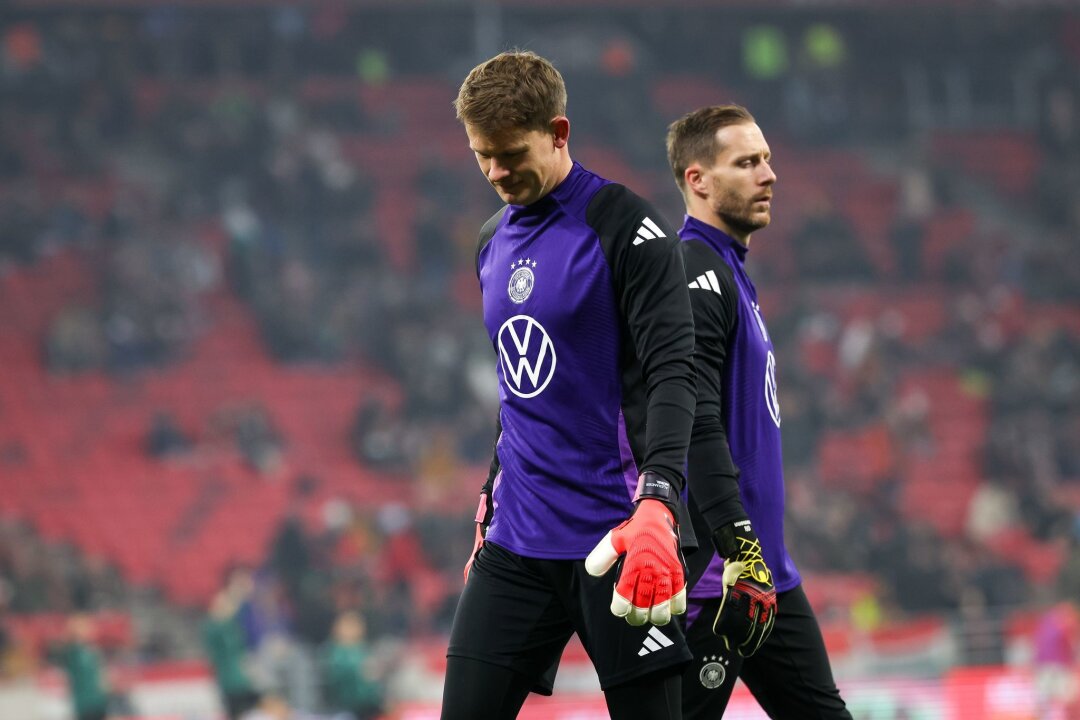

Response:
(475, 162), (697, 559)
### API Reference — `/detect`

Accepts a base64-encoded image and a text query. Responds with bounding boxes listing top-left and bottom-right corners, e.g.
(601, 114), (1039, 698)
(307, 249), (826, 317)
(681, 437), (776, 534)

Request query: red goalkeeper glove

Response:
(463, 491), (493, 584)
(711, 519), (776, 657)
(585, 472), (687, 626)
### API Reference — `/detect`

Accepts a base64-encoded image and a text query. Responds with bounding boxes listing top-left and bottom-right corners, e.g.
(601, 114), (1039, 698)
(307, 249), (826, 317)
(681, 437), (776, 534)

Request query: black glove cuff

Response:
(632, 471), (680, 518)
(712, 518), (755, 559)
(633, 471), (676, 503)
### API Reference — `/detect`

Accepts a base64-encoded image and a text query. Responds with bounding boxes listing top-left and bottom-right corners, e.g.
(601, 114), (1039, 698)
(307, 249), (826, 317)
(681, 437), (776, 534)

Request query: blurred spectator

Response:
(965, 477), (1020, 544)
(320, 611), (384, 720)
(204, 568), (261, 720)
(145, 411), (193, 459)
(46, 305), (108, 374)
(889, 163), (935, 280)
(243, 569), (320, 713)
(0, 520), (124, 615)
(776, 371), (825, 469)
(889, 525), (956, 615)
(792, 191), (875, 282)
(1057, 529), (1080, 603)
(268, 495), (335, 646)
(1033, 602), (1080, 718)
(957, 588), (1006, 666)
(886, 388), (935, 459)
(350, 397), (409, 472)
(0, 579), (12, 677)
(234, 403), (286, 475)
(368, 504), (425, 637)
(241, 693), (292, 720)
(56, 614), (111, 720)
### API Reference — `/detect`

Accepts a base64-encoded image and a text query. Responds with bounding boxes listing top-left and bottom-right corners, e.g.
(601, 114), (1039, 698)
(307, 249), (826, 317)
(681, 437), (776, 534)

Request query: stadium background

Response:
(0, 0), (1077, 718)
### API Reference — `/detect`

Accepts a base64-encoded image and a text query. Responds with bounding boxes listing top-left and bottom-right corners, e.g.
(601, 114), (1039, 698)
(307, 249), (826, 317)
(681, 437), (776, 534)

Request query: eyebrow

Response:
(472, 144), (528, 155)
(734, 150), (771, 162)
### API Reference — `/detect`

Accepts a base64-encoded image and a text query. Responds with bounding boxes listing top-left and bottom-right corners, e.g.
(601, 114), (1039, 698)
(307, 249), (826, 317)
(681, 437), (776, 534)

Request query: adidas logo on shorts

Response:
(637, 626), (675, 656)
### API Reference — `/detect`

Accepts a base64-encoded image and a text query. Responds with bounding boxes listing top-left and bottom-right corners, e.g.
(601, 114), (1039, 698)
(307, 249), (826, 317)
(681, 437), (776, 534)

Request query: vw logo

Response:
(765, 350), (781, 428)
(497, 315), (557, 399)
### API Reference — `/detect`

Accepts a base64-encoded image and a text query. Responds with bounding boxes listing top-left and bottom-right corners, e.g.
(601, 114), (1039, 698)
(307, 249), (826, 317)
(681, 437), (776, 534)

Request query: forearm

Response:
(481, 412), (502, 496)
(640, 372), (696, 495)
(687, 415), (747, 534)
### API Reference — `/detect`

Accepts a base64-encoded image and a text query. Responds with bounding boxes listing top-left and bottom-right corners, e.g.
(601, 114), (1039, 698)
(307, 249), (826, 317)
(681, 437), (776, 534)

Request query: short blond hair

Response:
(454, 51), (567, 135)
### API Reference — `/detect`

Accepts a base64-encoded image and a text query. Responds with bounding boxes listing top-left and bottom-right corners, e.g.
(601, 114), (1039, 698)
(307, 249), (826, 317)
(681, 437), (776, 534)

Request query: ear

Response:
(551, 116), (570, 148)
(685, 164), (707, 196)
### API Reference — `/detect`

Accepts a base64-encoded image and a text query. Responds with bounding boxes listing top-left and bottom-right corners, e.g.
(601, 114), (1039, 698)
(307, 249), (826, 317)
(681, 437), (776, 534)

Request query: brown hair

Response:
(454, 51), (568, 135)
(666, 104), (756, 193)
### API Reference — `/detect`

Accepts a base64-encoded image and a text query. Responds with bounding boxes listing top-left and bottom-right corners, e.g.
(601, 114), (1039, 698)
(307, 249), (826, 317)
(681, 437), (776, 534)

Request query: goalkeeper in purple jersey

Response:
(442, 51), (700, 720)
(667, 105), (852, 718)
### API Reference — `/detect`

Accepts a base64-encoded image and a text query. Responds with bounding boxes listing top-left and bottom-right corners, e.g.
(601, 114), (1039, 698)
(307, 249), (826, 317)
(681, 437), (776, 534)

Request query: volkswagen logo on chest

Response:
(765, 350), (781, 428)
(497, 315), (557, 398)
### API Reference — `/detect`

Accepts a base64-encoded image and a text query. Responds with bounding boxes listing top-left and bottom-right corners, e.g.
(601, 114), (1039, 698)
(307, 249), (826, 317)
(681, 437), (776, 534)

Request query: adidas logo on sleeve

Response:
(632, 217), (666, 246)
(637, 626), (675, 656)
(688, 270), (722, 295)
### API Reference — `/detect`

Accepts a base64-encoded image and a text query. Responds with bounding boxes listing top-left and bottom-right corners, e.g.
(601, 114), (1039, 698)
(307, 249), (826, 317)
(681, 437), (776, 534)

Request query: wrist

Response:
(712, 518), (754, 559)
(633, 471), (678, 514)
(470, 490), (492, 524)
(635, 497), (675, 522)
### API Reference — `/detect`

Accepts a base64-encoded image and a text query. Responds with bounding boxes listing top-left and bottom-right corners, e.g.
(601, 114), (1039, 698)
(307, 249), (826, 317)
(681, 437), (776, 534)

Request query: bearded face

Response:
(708, 174), (773, 238)
(694, 122), (776, 244)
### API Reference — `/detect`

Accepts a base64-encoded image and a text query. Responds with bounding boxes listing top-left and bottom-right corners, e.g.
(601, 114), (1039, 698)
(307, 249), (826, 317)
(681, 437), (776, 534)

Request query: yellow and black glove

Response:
(711, 519), (777, 657)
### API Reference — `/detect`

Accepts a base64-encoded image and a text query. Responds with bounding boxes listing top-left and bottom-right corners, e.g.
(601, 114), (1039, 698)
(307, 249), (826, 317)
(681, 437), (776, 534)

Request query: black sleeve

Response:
(588, 184), (697, 495)
(475, 206), (507, 279)
(681, 239), (748, 533)
(476, 208), (508, 498)
(481, 413), (501, 495)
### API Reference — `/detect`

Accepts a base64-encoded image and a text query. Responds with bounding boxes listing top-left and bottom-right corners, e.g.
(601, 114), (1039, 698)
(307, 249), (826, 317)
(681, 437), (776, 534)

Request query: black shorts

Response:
(447, 541), (692, 691)
(682, 584), (851, 719)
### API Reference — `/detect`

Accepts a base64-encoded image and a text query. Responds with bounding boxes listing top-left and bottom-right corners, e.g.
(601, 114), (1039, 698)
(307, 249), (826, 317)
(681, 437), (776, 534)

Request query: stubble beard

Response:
(712, 185), (770, 238)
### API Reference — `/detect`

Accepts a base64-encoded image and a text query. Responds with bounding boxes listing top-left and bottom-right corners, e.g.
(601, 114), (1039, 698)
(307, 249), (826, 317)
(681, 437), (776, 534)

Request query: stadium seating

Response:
(1, 59), (1074, 624)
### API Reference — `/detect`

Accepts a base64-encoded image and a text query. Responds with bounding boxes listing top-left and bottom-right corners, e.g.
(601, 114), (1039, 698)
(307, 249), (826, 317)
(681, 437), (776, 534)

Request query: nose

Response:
(488, 158), (511, 183)
(759, 161), (777, 186)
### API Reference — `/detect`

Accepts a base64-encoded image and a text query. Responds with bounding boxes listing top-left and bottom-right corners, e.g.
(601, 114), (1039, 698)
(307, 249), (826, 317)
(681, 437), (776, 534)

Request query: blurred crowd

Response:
(0, 518), (127, 681)
(0, 4), (1078, 710)
(201, 563), (386, 719)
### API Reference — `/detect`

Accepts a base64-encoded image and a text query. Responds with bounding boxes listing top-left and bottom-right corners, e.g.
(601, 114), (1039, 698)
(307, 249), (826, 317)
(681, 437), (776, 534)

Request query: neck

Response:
(549, 150), (574, 193)
(686, 202), (751, 248)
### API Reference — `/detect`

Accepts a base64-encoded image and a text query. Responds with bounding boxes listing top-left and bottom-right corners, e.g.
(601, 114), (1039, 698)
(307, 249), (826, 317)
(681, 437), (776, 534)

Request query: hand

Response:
(711, 519), (776, 657)
(463, 491), (493, 584)
(585, 477), (687, 626)
(463, 523), (484, 584)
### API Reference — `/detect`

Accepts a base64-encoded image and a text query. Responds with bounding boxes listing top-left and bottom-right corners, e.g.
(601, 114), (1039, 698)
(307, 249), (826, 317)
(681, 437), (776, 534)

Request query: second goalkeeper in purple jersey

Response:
(667, 105), (852, 719)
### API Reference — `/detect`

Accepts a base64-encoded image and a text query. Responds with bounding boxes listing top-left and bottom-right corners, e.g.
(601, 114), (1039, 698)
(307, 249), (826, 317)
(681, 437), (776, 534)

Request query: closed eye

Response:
(737, 155), (772, 169)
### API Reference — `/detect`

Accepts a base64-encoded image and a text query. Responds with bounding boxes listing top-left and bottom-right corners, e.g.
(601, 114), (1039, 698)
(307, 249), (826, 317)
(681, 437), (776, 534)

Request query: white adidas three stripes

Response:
(688, 270), (722, 295)
(637, 625), (675, 656)
(632, 217), (667, 246)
